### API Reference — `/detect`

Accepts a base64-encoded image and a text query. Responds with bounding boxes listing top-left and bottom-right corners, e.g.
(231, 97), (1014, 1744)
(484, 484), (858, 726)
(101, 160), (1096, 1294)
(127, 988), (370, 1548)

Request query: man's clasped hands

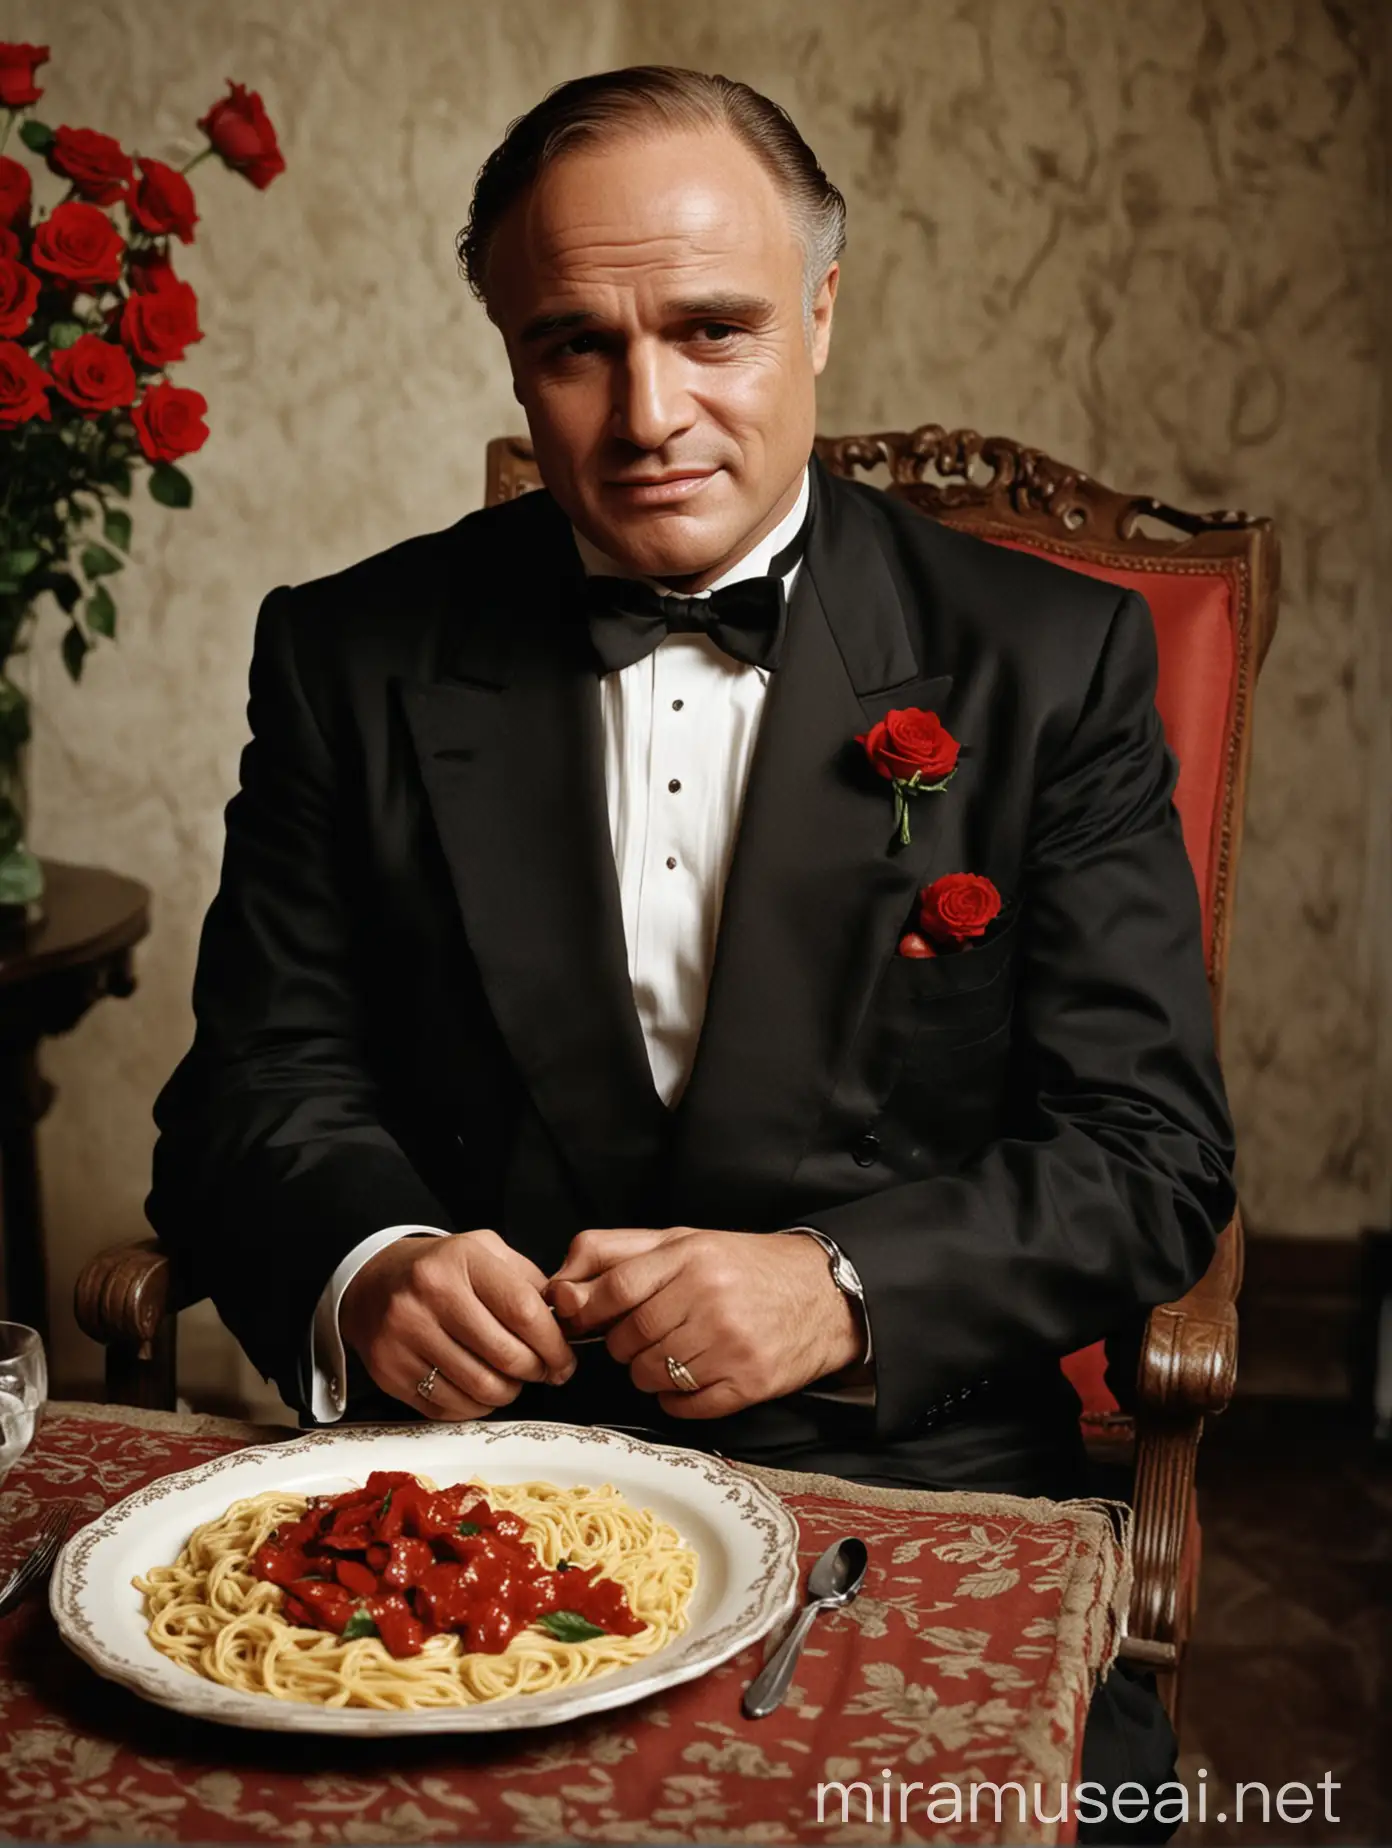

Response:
(339, 1225), (865, 1422)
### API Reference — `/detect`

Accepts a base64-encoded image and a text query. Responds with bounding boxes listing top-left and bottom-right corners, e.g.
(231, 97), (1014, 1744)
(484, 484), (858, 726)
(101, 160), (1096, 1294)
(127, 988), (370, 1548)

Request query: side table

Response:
(0, 859), (150, 1344)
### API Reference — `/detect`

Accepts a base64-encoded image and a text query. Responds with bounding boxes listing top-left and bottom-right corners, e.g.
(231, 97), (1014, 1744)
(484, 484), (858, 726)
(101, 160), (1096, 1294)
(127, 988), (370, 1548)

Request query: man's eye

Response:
(696, 322), (739, 343)
(554, 333), (600, 358)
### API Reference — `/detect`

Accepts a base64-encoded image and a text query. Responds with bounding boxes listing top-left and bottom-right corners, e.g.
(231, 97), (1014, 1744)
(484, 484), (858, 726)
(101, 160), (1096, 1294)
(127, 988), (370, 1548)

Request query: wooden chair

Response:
(75, 425), (1279, 1723)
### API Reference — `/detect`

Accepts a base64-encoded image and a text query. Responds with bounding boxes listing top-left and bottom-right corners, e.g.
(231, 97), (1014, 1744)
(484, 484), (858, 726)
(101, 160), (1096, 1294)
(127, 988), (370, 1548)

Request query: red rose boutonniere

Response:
(856, 707), (960, 847)
(898, 873), (1002, 958)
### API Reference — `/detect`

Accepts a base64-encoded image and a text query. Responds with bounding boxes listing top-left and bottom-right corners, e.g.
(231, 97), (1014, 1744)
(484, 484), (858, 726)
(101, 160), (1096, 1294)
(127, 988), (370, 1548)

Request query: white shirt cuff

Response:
(308, 1225), (452, 1422)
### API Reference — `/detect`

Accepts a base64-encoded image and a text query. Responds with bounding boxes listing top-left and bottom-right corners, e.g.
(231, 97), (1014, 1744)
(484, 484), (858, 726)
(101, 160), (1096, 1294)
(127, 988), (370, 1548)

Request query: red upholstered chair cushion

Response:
(984, 541), (1240, 1420)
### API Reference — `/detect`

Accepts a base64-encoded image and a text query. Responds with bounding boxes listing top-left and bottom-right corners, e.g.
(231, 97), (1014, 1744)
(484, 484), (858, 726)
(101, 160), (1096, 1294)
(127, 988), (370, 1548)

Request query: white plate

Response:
(50, 1419), (800, 1734)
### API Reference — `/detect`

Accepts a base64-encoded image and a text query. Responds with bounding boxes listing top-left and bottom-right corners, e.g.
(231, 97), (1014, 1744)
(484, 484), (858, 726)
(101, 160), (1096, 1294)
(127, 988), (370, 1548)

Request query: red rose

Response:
(127, 157), (199, 242)
(120, 275), (202, 365)
(30, 200), (125, 287)
(50, 332), (136, 418)
(0, 156), (32, 230)
(0, 226), (19, 261)
(0, 258), (39, 338)
(917, 874), (1003, 947)
(132, 378), (209, 462)
(47, 125), (134, 205)
(127, 248), (178, 295)
(0, 42), (49, 109)
(856, 707), (961, 785)
(0, 339), (50, 428)
(198, 80), (286, 189)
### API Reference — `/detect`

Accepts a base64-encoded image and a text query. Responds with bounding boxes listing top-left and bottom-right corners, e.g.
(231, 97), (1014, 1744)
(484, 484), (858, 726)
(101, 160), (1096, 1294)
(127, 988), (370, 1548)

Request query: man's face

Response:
(487, 126), (837, 589)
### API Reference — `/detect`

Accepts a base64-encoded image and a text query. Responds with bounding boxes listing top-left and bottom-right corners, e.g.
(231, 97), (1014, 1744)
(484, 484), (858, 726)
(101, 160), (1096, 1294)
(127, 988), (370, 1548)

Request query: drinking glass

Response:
(0, 1322), (46, 1489)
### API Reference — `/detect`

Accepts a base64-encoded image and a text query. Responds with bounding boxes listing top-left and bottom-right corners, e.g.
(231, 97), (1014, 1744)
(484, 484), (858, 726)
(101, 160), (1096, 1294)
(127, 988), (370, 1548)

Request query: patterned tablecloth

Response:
(0, 1403), (1131, 1846)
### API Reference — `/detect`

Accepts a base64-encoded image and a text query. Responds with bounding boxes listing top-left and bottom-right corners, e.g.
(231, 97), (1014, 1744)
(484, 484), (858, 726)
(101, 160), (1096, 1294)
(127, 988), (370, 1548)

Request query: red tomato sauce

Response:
(249, 1471), (645, 1659)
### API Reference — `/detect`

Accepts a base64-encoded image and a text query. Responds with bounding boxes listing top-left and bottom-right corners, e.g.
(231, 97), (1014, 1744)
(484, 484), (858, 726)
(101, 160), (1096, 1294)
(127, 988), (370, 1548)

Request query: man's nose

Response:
(611, 346), (693, 451)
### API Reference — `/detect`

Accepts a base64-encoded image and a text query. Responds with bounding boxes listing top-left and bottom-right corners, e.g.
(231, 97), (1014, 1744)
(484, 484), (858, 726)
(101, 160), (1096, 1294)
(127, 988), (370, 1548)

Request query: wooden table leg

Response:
(0, 1045), (54, 1347)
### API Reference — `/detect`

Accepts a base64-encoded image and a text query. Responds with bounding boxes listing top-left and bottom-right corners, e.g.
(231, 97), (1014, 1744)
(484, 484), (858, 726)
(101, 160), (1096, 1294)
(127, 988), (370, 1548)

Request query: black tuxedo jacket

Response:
(147, 456), (1236, 1474)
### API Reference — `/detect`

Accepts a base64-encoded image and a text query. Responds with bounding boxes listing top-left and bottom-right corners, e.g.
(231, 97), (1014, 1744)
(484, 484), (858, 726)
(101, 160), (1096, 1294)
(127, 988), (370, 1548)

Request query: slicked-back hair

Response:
(458, 65), (846, 321)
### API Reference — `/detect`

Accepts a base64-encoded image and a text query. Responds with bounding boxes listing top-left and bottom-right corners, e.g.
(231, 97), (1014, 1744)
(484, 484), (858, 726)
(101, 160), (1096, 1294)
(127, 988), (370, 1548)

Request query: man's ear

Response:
(810, 262), (839, 376)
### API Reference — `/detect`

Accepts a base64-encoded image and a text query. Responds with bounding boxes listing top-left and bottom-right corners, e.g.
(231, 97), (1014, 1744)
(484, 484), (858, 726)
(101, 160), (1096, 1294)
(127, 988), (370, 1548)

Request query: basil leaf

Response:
(341, 1608), (379, 1640)
(535, 1610), (606, 1643)
(456, 1520), (480, 1537)
(379, 1489), (393, 1519)
(556, 1558), (570, 1572)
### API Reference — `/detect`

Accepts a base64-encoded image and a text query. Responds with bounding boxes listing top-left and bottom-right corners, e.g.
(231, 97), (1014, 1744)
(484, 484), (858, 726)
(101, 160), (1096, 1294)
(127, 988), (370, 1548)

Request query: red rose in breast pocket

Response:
(899, 873), (1003, 957)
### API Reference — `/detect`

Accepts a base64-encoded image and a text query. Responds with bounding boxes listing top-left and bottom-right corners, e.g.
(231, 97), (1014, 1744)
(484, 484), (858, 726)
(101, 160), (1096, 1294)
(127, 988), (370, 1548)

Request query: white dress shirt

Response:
(309, 468), (874, 1420)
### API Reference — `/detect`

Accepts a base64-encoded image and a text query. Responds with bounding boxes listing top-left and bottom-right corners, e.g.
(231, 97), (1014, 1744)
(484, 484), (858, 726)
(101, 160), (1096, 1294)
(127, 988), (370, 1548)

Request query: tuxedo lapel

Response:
(398, 503), (671, 1226)
(665, 459), (954, 1226)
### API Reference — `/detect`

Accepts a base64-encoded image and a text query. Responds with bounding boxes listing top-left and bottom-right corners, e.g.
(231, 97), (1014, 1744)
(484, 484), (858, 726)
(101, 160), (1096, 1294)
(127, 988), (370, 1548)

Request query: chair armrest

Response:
(1134, 1207), (1243, 1417)
(1120, 1205), (1245, 1698)
(74, 1238), (173, 1354)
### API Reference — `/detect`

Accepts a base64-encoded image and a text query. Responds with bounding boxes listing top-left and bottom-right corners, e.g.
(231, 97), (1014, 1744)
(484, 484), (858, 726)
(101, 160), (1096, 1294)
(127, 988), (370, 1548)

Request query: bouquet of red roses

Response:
(0, 40), (283, 905)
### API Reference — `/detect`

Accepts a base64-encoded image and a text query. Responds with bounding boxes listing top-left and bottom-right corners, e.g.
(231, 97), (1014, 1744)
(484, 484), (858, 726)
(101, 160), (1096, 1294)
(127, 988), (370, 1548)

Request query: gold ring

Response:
(416, 1365), (441, 1401)
(665, 1354), (700, 1393)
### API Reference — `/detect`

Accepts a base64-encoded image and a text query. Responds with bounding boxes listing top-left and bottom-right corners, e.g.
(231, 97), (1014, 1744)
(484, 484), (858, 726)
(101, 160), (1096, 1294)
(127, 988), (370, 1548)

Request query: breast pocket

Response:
(883, 909), (1022, 1046)
(854, 910), (1021, 1112)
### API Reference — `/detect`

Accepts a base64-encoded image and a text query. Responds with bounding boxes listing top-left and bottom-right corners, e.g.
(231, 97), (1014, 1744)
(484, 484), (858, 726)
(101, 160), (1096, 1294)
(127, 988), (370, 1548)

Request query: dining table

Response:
(0, 1400), (1133, 1846)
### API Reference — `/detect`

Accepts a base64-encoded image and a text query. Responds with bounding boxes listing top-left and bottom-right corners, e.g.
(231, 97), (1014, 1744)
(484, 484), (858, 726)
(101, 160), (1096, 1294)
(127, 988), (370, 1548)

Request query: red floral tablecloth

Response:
(0, 1403), (1131, 1845)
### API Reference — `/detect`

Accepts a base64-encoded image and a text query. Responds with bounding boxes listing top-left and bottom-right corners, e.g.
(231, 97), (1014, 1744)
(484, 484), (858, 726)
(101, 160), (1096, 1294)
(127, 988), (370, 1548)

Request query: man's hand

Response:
(339, 1229), (576, 1420)
(545, 1227), (863, 1418)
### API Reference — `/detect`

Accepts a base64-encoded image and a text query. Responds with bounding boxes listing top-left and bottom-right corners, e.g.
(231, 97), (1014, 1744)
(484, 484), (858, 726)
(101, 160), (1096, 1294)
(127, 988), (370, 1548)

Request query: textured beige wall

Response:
(2, 0), (1386, 1420)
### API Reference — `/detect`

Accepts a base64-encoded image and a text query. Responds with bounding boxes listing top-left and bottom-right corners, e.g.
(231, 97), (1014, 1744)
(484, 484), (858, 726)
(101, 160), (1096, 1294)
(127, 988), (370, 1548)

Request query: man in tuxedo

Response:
(149, 66), (1234, 1835)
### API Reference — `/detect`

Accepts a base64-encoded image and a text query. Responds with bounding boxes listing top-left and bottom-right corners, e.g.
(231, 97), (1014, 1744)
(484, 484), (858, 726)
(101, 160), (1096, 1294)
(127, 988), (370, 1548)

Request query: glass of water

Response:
(0, 1322), (46, 1488)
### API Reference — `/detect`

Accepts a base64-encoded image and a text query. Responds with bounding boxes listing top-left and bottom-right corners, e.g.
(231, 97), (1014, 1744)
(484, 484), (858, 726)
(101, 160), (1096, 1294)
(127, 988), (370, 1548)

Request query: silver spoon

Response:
(742, 1537), (868, 1718)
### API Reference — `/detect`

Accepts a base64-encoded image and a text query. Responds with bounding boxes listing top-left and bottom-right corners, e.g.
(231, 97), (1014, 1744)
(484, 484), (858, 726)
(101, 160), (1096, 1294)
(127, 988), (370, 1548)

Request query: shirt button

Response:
(666, 856), (677, 869)
(668, 778), (681, 793)
(852, 1131), (881, 1166)
(672, 698), (684, 710)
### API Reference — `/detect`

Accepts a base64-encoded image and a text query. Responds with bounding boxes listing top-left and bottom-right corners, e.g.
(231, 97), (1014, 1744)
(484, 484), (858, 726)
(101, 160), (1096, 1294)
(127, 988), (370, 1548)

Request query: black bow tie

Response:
(584, 501), (811, 675)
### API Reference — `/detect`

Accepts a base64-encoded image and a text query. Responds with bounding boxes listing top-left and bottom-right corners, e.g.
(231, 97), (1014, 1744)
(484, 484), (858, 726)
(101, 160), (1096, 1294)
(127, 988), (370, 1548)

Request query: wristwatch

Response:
(795, 1226), (872, 1365)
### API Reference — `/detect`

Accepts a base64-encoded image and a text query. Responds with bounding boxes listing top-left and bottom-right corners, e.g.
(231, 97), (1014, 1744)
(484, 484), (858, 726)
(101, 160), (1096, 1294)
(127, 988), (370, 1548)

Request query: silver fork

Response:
(0, 1500), (77, 1619)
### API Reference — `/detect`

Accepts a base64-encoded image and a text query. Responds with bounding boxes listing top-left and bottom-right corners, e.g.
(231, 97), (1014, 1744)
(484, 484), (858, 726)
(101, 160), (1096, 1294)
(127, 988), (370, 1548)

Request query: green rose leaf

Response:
(0, 680), (31, 750)
(61, 624), (89, 683)
(19, 121), (55, 154)
(0, 549), (41, 581)
(341, 1608), (380, 1641)
(0, 845), (43, 906)
(102, 508), (133, 553)
(149, 463), (194, 510)
(81, 543), (122, 580)
(34, 570), (81, 615)
(87, 584), (116, 638)
(48, 321), (85, 352)
(534, 1610), (607, 1644)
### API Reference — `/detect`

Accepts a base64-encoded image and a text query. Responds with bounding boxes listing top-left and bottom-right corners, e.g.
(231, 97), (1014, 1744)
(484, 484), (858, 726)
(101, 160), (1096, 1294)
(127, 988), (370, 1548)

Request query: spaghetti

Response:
(134, 1471), (697, 1710)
